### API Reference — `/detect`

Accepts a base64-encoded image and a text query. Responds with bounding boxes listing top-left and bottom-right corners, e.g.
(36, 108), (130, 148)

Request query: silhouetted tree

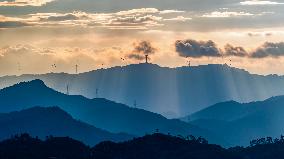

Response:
(266, 137), (273, 144)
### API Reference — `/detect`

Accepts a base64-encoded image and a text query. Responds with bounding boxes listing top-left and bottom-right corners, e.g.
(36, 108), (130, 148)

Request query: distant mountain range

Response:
(0, 106), (133, 146)
(182, 96), (284, 146)
(1, 63), (284, 118)
(0, 79), (223, 145)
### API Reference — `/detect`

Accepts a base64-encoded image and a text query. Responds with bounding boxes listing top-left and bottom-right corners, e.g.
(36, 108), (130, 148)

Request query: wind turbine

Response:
(51, 63), (57, 73)
(95, 88), (99, 98)
(134, 100), (137, 108)
(121, 57), (126, 66)
(75, 64), (79, 74)
(186, 56), (191, 67)
(17, 62), (22, 72)
(185, 56), (191, 67)
(145, 55), (149, 63)
(66, 84), (69, 95)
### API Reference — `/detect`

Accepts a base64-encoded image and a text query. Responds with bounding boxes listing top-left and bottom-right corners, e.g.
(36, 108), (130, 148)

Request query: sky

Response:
(0, 0), (284, 76)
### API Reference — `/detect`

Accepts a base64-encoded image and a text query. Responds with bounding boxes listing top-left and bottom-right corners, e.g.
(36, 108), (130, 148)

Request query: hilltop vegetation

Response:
(2, 133), (284, 159)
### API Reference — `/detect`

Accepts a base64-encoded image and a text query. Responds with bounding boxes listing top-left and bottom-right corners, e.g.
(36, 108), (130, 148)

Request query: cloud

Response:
(0, 7), (281, 31)
(0, 44), (53, 56)
(247, 32), (273, 37)
(175, 39), (284, 59)
(0, 21), (29, 28)
(0, 8), (191, 30)
(251, 42), (284, 58)
(127, 54), (145, 60)
(0, 15), (30, 28)
(175, 39), (222, 58)
(224, 44), (248, 57)
(110, 15), (162, 26)
(116, 8), (159, 16)
(0, 0), (251, 16)
(23, 9), (167, 29)
(0, 0), (55, 6)
(240, 0), (284, 5)
(43, 14), (79, 21)
(159, 10), (185, 14)
(164, 16), (192, 22)
(128, 41), (157, 60)
(0, 44), (125, 75)
(202, 11), (254, 18)
(225, 42), (284, 58)
(30, 11), (111, 25)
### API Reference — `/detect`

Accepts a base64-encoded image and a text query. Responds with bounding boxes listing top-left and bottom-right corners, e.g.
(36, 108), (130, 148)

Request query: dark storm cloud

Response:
(175, 39), (221, 58)
(251, 42), (284, 58)
(224, 44), (248, 57)
(175, 39), (284, 59)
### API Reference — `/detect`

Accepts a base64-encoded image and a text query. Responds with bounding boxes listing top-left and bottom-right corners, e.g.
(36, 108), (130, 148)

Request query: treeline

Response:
(1, 133), (284, 159)
(0, 133), (90, 159)
(249, 135), (284, 146)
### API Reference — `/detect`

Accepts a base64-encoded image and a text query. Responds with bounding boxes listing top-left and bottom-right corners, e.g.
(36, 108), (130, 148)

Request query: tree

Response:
(266, 137), (273, 144)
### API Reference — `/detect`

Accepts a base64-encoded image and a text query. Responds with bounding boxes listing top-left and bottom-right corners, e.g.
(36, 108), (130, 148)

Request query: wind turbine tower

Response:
(51, 64), (56, 73)
(17, 62), (22, 72)
(145, 55), (149, 63)
(134, 100), (137, 108)
(75, 64), (78, 74)
(66, 84), (69, 95)
(95, 88), (99, 98)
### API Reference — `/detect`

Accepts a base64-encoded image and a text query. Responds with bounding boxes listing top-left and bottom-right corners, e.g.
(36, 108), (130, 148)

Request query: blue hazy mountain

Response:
(0, 106), (133, 146)
(0, 79), (224, 145)
(1, 63), (284, 118)
(182, 96), (284, 146)
(182, 101), (257, 122)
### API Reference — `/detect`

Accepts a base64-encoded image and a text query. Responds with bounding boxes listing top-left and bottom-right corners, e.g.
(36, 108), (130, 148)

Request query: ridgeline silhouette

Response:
(182, 96), (284, 146)
(0, 79), (223, 145)
(0, 106), (133, 146)
(2, 133), (284, 159)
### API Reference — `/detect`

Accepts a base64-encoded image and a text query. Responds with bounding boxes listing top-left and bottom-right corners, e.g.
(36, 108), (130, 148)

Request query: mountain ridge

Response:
(183, 95), (284, 146)
(0, 106), (133, 146)
(0, 79), (225, 145)
(1, 63), (284, 118)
